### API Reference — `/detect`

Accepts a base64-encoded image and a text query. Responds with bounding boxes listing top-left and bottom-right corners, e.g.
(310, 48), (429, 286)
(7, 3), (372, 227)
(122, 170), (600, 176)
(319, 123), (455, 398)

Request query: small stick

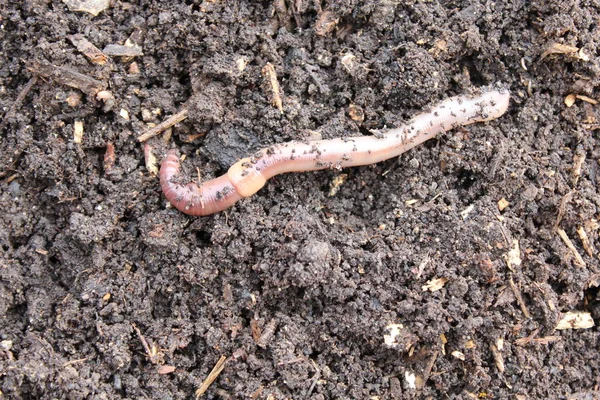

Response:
(489, 343), (505, 373)
(556, 228), (586, 268)
(577, 226), (595, 257)
(26, 60), (106, 96)
(514, 328), (540, 346)
(509, 275), (531, 318)
(195, 355), (228, 398)
(137, 108), (189, 142)
(132, 323), (159, 364)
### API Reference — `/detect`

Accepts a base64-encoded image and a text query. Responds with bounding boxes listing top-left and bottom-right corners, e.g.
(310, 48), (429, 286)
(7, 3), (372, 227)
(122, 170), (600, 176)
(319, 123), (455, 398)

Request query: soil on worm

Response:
(1, 1), (599, 399)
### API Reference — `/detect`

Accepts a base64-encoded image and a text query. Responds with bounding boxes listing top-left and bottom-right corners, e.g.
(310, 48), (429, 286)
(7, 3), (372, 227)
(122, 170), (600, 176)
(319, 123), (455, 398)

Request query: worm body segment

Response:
(160, 88), (510, 216)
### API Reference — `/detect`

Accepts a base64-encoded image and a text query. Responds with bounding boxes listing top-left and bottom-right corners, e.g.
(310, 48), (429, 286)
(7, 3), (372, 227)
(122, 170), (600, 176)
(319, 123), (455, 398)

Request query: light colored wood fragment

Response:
(489, 343), (505, 373)
(73, 121), (84, 143)
(195, 355), (228, 398)
(576, 94), (598, 105)
(422, 277), (448, 292)
(497, 197), (510, 211)
(572, 153), (585, 185)
(577, 226), (594, 257)
(556, 311), (594, 330)
(137, 109), (188, 142)
(556, 228), (586, 268)
(261, 63), (283, 113)
(68, 34), (108, 64)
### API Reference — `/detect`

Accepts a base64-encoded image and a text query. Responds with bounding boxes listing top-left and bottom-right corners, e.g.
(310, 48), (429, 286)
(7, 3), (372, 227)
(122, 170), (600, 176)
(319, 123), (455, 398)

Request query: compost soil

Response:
(1, 1), (599, 399)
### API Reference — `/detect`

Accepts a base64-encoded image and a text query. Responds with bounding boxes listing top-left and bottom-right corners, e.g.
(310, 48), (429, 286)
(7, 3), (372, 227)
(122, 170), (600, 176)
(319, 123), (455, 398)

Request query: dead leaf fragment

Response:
(62, 0), (111, 16)
(541, 42), (589, 61)
(422, 277), (448, 292)
(555, 311), (595, 330)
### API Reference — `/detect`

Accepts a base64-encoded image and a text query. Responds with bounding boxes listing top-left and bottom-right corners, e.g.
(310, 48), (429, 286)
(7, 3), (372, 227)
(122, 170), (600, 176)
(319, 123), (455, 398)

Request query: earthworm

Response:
(160, 87), (510, 216)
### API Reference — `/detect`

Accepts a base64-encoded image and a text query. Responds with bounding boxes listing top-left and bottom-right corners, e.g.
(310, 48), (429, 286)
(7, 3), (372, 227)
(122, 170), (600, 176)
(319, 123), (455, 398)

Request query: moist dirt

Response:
(1, 1), (599, 399)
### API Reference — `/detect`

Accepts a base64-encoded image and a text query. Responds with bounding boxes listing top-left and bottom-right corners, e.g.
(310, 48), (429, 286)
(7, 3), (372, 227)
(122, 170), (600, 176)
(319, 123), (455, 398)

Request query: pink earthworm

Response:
(160, 87), (510, 216)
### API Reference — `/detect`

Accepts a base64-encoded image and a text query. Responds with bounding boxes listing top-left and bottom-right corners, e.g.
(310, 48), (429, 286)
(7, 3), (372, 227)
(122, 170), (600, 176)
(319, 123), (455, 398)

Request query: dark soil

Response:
(1, 1), (599, 399)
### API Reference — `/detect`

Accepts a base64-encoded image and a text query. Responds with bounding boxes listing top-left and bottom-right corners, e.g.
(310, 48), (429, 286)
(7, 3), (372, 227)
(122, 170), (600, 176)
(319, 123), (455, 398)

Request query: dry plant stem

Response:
(195, 355), (228, 398)
(161, 87), (510, 216)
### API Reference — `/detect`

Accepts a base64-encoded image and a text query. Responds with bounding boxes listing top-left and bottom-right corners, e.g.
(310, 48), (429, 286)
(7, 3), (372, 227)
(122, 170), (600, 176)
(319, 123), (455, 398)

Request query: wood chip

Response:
(565, 94), (577, 107)
(143, 143), (159, 177)
(103, 44), (143, 57)
(576, 226), (594, 257)
(533, 336), (562, 345)
(556, 228), (586, 268)
(104, 142), (116, 172)
(73, 121), (84, 143)
(137, 109), (189, 142)
(261, 63), (283, 113)
(195, 355), (228, 398)
(572, 153), (585, 185)
(555, 311), (595, 330)
(489, 343), (505, 373)
(68, 34), (108, 64)
(26, 60), (107, 96)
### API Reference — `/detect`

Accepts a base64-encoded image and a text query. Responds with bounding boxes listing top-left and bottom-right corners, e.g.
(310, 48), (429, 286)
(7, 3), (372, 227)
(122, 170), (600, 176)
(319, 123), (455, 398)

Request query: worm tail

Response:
(159, 150), (243, 216)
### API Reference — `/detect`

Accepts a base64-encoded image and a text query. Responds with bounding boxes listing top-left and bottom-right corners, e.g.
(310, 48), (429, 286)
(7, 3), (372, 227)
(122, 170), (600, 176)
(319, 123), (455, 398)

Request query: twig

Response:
(556, 228), (586, 268)
(132, 323), (159, 364)
(195, 355), (228, 398)
(508, 274), (531, 318)
(137, 108), (188, 142)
